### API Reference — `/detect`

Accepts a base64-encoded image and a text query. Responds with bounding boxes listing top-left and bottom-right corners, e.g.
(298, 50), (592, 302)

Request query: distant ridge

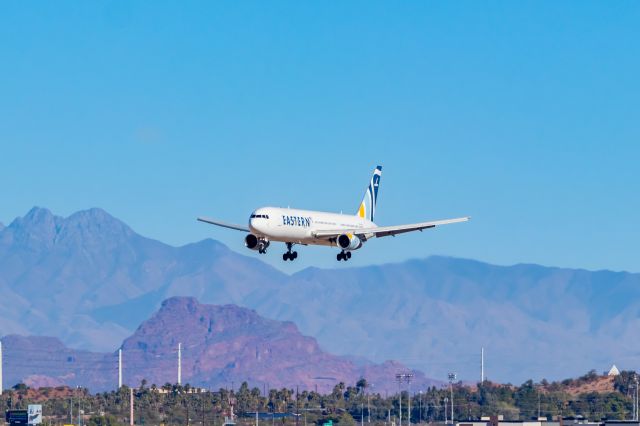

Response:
(1, 207), (640, 383)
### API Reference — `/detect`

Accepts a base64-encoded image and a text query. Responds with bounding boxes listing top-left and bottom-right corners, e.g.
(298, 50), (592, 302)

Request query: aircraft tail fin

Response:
(356, 165), (382, 222)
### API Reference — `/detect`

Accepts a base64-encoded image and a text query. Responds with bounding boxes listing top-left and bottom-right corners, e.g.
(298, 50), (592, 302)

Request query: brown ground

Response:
(558, 375), (616, 396)
(13, 386), (78, 402)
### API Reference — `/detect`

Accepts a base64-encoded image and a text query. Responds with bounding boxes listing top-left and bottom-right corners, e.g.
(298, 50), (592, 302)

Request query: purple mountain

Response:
(1, 207), (640, 384)
(1, 297), (437, 393)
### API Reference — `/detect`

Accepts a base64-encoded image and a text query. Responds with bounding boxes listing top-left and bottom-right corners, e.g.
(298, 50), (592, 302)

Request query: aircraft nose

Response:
(250, 218), (263, 234)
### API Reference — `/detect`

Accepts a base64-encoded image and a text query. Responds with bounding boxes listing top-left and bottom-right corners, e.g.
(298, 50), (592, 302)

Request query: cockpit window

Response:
(251, 214), (269, 219)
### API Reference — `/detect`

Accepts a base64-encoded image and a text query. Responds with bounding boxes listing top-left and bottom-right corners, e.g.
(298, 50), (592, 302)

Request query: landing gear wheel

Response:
(336, 253), (343, 261)
(346, 251), (352, 259)
(283, 243), (297, 261)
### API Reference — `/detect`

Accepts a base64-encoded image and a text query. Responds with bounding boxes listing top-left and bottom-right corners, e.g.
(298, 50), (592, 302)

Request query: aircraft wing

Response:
(312, 217), (470, 239)
(197, 217), (250, 232)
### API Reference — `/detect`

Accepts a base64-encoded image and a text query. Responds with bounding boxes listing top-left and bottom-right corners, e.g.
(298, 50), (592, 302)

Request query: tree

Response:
(87, 414), (121, 426)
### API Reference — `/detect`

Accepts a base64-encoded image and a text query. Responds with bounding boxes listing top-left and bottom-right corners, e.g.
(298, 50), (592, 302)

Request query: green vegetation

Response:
(0, 371), (638, 426)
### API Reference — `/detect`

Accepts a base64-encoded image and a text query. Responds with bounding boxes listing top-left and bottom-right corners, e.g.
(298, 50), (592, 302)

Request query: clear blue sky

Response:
(1, 1), (638, 272)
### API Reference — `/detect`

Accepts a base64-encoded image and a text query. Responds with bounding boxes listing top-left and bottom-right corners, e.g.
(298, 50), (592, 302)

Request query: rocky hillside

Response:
(2, 297), (436, 393)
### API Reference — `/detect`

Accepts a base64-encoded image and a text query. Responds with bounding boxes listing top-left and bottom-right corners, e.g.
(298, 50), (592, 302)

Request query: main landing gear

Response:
(337, 251), (352, 261)
(283, 243), (298, 261)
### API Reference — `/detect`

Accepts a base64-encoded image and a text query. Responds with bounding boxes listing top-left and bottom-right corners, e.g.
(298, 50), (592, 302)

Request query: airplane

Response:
(198, 165), (469, 262)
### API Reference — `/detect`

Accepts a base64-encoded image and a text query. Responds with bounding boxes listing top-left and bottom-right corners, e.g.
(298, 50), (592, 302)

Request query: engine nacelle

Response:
(245, 234), (269, 251)
(337, 233), (362, 251)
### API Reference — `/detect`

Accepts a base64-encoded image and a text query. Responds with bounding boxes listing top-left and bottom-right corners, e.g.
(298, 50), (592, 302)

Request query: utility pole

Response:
(178, 343), (182, 386)
(0, 340), (2, 395)
(77, 387), (81, 426)
(0, 340), (3, 396)
(118, 349), (123, 388)
(407, 390), (412, 426)
(444, 398), (448, 424)
(537, 385), (541, 419)
(368, 393), (371, 424)
(130, 387), (134, 426)
(481, 348), (484, 384)
(296, 386), (299, 426)
(631, 382), (636, 422)
(448, 373), (456, 425)
(361, 404), (364, 426)
(633, 374), (638, 421)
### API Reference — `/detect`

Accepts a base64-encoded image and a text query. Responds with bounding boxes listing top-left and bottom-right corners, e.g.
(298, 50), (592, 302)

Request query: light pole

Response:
(399, 390), (402, 426)
(396, 373), (414, 426)
(444, 397), (448, 424)
(631, 376), (639, 421)
(448, 373), (457, 425)
(537, 384), (541, 419)
(630, 383), (636, 421)
(631, 383), (636, 421)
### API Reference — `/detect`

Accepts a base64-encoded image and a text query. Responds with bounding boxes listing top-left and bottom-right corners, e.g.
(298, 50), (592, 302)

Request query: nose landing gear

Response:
(256, 240), (269, 254)
(337, 251), (352, 261)
(283, 243), (298, 261)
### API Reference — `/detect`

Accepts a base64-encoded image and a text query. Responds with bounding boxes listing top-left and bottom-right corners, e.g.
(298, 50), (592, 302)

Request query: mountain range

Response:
(1, 207), (639, 385)
(2, 297), (435, 393)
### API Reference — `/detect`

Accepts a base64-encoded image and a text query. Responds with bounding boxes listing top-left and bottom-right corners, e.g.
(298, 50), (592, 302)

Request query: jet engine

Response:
(245, 234), (269, 252)
(337, 233), (362, 251)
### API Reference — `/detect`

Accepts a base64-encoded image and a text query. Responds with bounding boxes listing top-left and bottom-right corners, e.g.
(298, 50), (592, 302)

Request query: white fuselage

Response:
(248, 206), (376, 247)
